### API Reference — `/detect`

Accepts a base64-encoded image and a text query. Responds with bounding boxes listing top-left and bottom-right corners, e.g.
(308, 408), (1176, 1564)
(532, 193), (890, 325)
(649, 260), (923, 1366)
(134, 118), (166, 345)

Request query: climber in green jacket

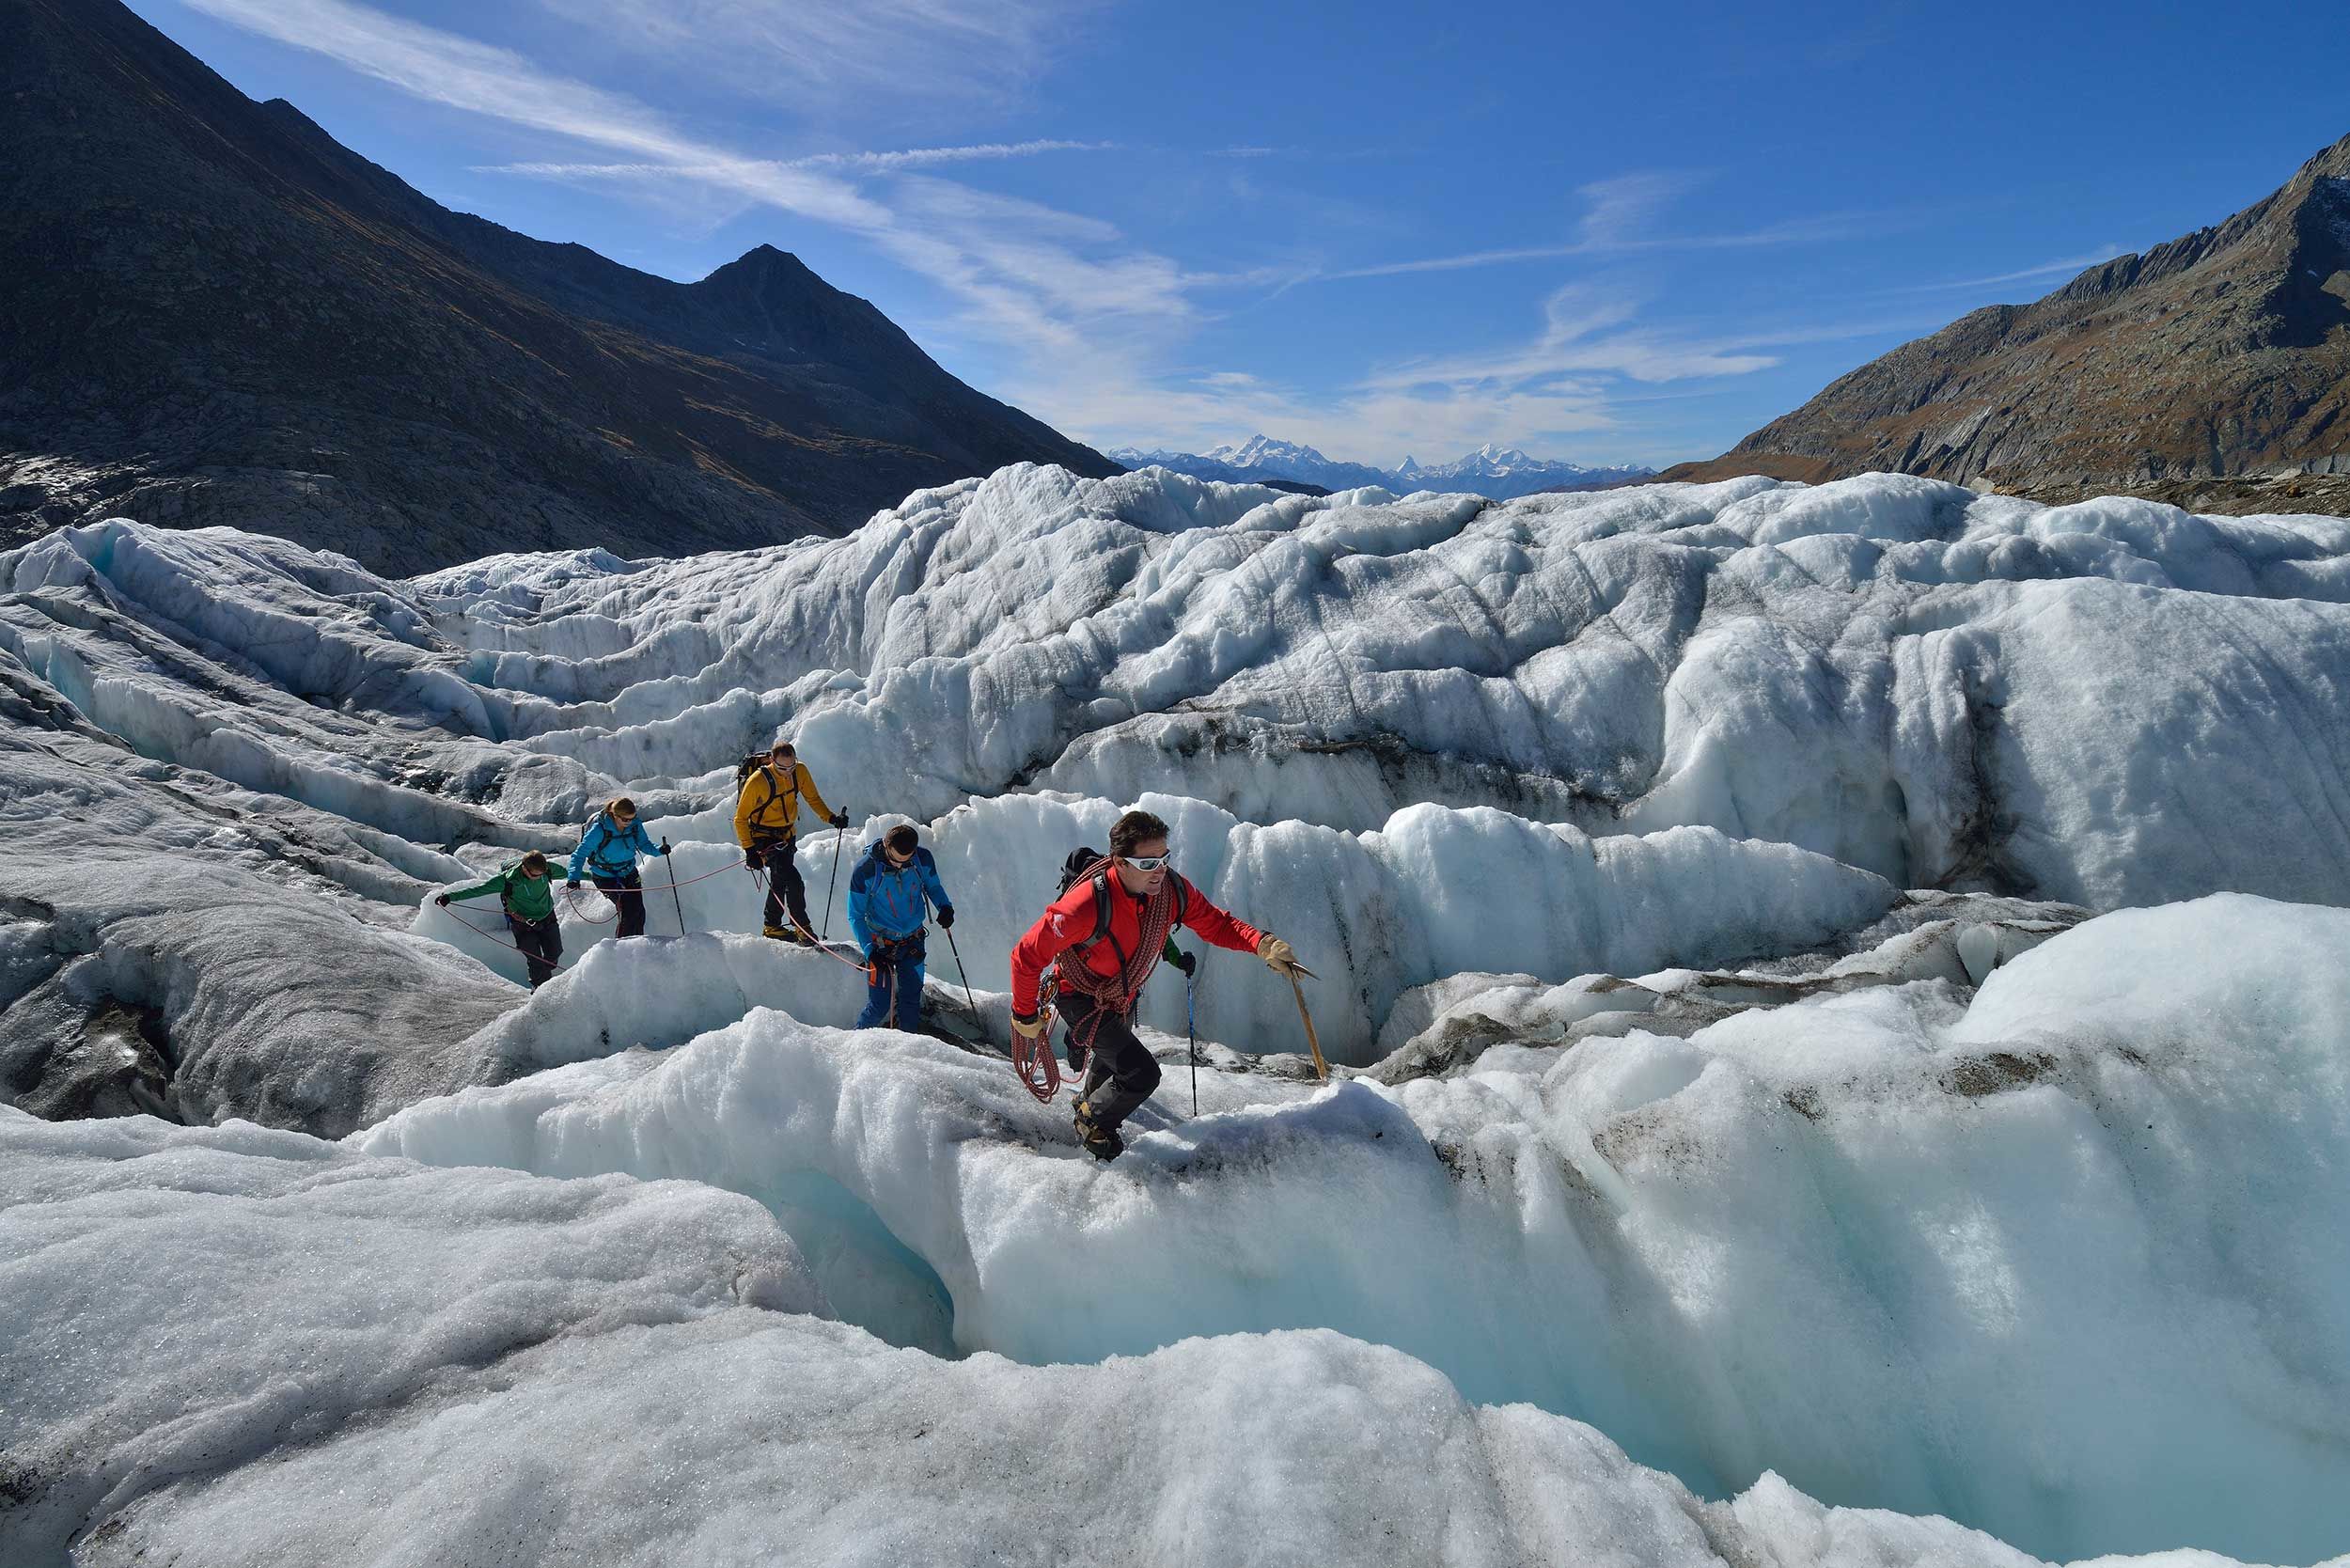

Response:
(438, 849), (562, 988)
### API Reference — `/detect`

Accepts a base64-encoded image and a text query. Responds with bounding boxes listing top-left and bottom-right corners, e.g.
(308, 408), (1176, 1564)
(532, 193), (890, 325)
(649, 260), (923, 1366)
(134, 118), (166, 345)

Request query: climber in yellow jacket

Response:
(736, 736), (849, 944)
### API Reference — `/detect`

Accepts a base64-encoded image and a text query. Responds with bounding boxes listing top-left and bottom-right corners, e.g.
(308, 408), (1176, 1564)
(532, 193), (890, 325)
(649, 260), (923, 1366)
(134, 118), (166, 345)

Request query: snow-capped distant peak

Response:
(1112, 432), (1651, 498)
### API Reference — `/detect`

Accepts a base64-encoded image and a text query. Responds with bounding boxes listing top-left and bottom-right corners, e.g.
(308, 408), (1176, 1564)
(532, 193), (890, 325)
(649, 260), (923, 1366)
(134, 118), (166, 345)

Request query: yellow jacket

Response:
(735, 760), (835, 847)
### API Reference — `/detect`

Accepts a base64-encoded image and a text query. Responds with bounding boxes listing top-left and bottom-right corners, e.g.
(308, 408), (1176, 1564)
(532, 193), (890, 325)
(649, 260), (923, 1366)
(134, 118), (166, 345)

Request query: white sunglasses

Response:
(1120, 853), (1172, 870)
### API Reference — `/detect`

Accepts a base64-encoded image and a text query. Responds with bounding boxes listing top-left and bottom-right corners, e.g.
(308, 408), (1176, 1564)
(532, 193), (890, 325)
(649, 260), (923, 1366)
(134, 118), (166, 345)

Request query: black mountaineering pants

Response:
(756, 835), (809, 935)
(593, 870), (647, 939)
(1064, 990), (1159, 1135)
(508, 913), (563, 988)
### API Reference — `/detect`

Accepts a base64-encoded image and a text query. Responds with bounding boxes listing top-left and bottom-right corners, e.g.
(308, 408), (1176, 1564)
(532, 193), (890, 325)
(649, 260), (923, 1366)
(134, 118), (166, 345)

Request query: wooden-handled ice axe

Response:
(1284, 964), (1327, 1082)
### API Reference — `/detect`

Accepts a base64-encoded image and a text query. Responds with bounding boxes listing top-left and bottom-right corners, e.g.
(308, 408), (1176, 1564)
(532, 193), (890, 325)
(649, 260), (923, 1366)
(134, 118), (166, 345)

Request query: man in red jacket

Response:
(1010, 809), (1306, 1162)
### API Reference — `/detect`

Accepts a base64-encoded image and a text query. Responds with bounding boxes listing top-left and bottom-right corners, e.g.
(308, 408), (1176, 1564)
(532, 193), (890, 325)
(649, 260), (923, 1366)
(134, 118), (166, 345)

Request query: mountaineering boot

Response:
(763, 924), (795, 942)
(1073, 1099), (1123, 1163)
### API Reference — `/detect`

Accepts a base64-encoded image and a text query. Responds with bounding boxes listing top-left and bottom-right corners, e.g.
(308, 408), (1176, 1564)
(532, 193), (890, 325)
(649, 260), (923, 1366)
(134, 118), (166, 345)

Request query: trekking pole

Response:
(659, 839), (688, 935)
(1287, 971), (1328, 1082)
(821, 823), (847, 941)
(1187, 965), (1198, 1117)
(941, 922), (980, 1044)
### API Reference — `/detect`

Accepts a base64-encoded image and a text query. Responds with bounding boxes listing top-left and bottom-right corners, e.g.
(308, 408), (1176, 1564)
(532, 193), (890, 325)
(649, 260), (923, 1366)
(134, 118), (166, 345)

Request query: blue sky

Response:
(128, 0), (2349, 469)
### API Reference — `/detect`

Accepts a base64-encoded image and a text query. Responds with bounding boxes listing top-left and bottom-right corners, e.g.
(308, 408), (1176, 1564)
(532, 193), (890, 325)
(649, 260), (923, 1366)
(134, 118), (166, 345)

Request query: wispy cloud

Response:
(1324, 174), (1895, 281)
(797, 140), (1117, 173)
(1892, 246), (2127, 292)
(534, 0), (1099, 111)
(1369, 282), (1782, 390)
(1574, 171), (1704, 246)
(472, 141), (1119, 180)
(179, 0), (889, 228)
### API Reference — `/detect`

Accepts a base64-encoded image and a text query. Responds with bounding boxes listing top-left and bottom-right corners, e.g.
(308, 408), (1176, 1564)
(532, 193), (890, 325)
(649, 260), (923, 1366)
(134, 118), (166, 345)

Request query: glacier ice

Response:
(8, 1099), (2342, 1568)
(352, 896), (2350, 1563)
(8, 465), (2350, 1562)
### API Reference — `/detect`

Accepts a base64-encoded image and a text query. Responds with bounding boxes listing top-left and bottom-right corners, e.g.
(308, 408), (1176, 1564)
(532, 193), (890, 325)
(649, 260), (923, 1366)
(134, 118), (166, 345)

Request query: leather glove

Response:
(434, 893), (450, 907)
(1010, 1011), (1048, 1044)
(936, 906), (955, 929)
(1169, 948), (1196, 977)
(743, 846), (760, 870)
(1258, 934), (1308, 977)
(830, 810), (850, 829)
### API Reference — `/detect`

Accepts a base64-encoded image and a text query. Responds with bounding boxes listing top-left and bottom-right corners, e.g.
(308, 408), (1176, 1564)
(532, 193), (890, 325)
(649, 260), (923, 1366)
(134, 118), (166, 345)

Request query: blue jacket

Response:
(569, 811), (661, 882)
(849, 842), (950, 951)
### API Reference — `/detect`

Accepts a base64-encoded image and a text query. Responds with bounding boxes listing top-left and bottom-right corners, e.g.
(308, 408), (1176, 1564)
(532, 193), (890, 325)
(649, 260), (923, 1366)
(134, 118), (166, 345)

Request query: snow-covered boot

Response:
(1073, 1099), (1123, 1162)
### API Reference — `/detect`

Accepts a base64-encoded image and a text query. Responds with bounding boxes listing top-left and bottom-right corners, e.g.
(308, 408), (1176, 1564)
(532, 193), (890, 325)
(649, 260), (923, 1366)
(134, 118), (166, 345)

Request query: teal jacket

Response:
(447, 863), (557, 922)
(569, 811), (662, 882)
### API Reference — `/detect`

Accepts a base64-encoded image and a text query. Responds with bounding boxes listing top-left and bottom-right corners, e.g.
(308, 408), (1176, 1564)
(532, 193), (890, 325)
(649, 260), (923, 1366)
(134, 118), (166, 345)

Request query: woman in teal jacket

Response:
(848, 824), (954, 1030)
(567, 796), (667, 938)
(438, 850), (562, 987)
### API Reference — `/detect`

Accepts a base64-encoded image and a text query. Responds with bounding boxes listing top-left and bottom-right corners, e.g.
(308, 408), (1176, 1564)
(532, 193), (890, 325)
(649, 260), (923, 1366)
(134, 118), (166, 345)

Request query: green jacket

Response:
(447, 863), (557, 922)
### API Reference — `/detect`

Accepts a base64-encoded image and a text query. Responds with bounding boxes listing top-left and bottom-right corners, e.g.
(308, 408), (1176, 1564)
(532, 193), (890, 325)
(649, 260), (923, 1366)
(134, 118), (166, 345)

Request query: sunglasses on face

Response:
(1121, 854), (1171, 871)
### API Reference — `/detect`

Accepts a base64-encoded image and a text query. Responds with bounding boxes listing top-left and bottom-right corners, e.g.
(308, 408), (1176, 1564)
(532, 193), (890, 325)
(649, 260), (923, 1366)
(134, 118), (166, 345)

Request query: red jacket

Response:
(1010, 871), (1262, 1015)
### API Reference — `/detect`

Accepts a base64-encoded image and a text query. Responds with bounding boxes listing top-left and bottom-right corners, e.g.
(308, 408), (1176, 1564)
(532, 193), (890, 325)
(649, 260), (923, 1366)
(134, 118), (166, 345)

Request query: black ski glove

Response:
(1169, 949), (1196, 976)
(657, 839), (673, 856)
(566, 879), (581, 890)
(743, 846), (760, 870)
(936, 906), (955, 930)
(830, 809), (850, 829)
(434, 893), (450, 907)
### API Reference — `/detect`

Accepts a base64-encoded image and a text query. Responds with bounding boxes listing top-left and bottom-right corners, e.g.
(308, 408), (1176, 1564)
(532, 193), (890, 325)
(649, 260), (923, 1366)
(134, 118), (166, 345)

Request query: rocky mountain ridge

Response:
(1662, 133), (2350, 514)
(0, 0), (1115, 573)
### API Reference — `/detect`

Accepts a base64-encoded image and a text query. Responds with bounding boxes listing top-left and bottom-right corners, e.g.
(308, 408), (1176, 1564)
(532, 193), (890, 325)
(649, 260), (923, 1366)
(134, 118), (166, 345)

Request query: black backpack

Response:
(734, 756), (796, 819)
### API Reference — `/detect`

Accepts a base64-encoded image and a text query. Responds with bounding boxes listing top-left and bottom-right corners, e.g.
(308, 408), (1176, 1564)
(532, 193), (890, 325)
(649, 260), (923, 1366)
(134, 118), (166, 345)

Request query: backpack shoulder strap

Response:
(1083, 870), (1133, 976)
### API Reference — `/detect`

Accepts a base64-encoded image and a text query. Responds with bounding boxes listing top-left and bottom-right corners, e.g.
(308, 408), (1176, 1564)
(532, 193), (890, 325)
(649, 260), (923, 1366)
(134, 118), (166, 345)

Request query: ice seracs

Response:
(351, 894), (2350, 1563)
(7, 463), (2350, 1563)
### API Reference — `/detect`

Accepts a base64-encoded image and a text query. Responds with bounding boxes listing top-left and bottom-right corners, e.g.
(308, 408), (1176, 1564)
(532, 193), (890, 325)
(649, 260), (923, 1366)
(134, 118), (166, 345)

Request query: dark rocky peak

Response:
(0, 0), (1115, 572)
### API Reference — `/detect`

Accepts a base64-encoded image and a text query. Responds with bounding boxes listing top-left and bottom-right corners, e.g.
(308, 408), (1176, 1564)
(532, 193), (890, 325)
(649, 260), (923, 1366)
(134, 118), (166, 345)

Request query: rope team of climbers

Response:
(434, 733), (1316, 1163)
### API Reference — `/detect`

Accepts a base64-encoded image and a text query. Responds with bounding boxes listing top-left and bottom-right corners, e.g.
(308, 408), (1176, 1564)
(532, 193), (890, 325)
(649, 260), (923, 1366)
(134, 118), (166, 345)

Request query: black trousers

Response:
(508, 913), (563, 987)
(756, 836), (809, 933)
(592, 870), (647, 938)
(1064, 991), (1158, 1134)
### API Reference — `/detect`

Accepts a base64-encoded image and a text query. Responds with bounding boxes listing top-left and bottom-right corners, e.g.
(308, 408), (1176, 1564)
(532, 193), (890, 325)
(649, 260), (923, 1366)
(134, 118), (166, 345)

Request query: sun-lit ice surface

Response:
(7, 466), (2350, 1562)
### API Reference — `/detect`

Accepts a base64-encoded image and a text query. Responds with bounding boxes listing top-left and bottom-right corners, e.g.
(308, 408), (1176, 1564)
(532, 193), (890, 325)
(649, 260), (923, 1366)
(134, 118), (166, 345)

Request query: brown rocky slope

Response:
(1664, 133), (2350, 515)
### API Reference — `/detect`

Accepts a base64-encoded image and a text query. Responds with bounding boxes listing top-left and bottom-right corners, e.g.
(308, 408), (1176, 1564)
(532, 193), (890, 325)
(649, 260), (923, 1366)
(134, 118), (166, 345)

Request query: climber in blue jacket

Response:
(848, 823), (953, 1030)
(566, 796), (667, 939)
